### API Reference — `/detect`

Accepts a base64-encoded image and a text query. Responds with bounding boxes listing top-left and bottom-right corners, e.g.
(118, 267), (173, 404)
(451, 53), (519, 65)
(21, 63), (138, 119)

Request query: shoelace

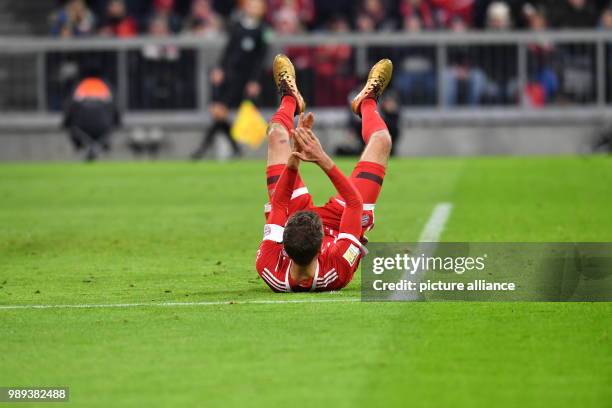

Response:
(368, 76), (386, 95)
(279, 71), (296, 93)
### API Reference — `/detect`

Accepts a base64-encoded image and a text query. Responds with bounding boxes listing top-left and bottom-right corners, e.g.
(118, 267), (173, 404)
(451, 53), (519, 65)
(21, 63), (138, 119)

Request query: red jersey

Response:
(255, 165), (366, 292)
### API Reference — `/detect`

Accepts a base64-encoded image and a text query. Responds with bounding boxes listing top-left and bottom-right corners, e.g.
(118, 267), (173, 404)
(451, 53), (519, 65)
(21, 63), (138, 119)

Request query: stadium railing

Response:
(0, 30), (610, 129)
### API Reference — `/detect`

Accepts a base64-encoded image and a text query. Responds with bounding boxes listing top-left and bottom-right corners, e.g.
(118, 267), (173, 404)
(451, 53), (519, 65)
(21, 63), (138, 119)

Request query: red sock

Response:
(360, 98), (388, 144)
(270, 96), (296, 132)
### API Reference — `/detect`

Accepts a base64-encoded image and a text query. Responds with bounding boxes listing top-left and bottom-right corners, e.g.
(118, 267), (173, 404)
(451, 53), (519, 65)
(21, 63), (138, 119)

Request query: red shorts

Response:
(264, 161), (386, 237)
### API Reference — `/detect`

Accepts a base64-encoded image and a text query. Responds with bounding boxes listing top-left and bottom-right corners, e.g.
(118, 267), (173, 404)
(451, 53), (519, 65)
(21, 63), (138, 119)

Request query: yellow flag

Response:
(231, 100), (268, 149)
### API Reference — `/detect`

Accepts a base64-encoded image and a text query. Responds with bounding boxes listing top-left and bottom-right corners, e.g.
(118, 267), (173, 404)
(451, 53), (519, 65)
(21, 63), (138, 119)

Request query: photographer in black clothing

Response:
(191, 0), (268, 159)
(63, 74), (121, 161)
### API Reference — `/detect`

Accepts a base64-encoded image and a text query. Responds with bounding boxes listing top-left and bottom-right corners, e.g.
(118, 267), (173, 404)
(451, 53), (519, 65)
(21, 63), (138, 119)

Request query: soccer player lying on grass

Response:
(256, 54), (393, 292)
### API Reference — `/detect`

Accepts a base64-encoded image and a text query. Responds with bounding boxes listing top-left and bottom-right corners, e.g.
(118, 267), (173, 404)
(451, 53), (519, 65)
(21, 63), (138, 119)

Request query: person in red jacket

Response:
(255, 54), (393, 292)
(98, 0), (138, 38)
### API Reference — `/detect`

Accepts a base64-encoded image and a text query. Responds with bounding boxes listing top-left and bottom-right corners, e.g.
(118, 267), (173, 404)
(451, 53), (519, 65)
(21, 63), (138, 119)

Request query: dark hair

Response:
(283, 211), (323, 266)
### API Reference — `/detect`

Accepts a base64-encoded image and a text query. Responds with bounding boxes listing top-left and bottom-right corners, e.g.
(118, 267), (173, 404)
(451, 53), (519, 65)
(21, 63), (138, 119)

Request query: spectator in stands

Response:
(267, 0), (315, 29)
(395, 0), (438, 104)
(546, 0), (599, 28)
(98, 0), (138, 38)
(357, 0), (395, 30)
(601, 4), (612, 28)
(139, 16), (183, 109)
(50, 0), (96, 37)
(191, 0), (268, 159)
(273, 8), (315, 102)
(533, 0), (598, 102)
(355, 12), (376, 33)
(474, 1), (518, 104)
(599, 4), (612, 102)
(524, 4), (559, 105)
(312, 16), (355, 106)
(142, 16), (180, 62)
(272, 6), (305, 34)
(395, 14), (437, 105)
(431, 0), (474, 28)
(355, 11), (392, 66)
(147, 0), (182, 33)
(273, 8), (308, 61)
(443, 17), (486, 105)
(473, 0), (525, 29)
(399, 0), (436, 30)
(63, 68), (121, 161)
(183, 0), (222, 36)
(310, 0), (352, 30)
(485, 1), (512, 29)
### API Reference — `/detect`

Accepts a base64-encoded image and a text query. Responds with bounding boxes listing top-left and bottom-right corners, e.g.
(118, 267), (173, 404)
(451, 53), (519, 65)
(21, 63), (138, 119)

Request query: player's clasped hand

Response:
(290, 127), (327, 164)
(290, 112), (315, 154)
(296, 112), (314, 130)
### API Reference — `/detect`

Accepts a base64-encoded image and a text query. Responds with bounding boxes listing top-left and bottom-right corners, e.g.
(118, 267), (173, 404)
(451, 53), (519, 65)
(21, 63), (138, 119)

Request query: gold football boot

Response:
(272, 54), (306, 114)
(351, 58), (393, 116)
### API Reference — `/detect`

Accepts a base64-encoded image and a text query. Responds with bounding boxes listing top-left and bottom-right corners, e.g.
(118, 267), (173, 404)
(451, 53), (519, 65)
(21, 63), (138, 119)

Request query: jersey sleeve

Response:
(321, 166), (366, 290)
(255, 240), (281, 273)
(319, 239), (362, 291)
(255, 240), (288, 292)
(325, 165), (363, 239)
(256, 166), (298, 292)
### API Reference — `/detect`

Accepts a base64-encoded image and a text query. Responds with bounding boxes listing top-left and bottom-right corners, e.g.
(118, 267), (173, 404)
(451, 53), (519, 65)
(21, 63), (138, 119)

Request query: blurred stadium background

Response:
(2, 3), (611, 406)
(1, 0), (612, 160)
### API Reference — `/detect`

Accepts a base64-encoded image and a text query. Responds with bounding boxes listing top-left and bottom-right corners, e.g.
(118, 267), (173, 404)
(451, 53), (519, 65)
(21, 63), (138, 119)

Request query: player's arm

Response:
(325, 161), (364, 286)
(292, 128), (364, 284)
(260, 120), (307, 251)
(291, 127), (363, 237)
(256, 154), (301, 284)
(267, 155), (299, 226)
(260, 148), (300, 244)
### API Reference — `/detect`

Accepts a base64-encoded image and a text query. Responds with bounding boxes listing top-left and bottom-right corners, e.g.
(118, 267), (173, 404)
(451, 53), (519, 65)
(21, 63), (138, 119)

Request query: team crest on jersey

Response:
(361, 214), (370, 226)
(342, 244), (360, 266)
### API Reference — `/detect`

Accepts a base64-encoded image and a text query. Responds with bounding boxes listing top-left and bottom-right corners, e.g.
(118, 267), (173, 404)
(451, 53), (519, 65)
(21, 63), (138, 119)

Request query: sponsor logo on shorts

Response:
(263, 225), (271, 237)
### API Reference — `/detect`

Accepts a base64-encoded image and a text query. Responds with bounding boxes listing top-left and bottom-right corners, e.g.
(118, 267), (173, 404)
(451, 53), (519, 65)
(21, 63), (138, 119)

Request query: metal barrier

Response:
(0, 30), (610, 128)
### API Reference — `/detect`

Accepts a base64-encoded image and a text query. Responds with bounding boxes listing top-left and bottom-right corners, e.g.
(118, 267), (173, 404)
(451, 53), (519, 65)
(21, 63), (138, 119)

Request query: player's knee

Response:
(267, 124), (289, 147)
(266, 124), (291, 165)
(369, 130), (392, 153)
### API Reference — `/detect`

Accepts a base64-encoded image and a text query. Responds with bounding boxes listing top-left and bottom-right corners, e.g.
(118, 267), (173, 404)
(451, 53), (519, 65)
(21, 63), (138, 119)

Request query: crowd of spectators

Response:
(50, 0), (612, 39)
(48, 0), (612, 109)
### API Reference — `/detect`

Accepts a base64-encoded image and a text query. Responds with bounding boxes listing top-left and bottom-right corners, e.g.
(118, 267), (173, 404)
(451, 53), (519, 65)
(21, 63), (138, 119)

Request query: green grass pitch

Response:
(0, 156), (610, 407)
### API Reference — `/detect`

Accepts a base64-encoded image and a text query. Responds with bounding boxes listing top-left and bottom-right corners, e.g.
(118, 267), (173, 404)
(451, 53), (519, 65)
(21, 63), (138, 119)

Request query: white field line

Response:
(417, 203), (454, 243)
(390, 202), (454, 301)
(0, 203), (452, 310)
(0, 298), (360, 311)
